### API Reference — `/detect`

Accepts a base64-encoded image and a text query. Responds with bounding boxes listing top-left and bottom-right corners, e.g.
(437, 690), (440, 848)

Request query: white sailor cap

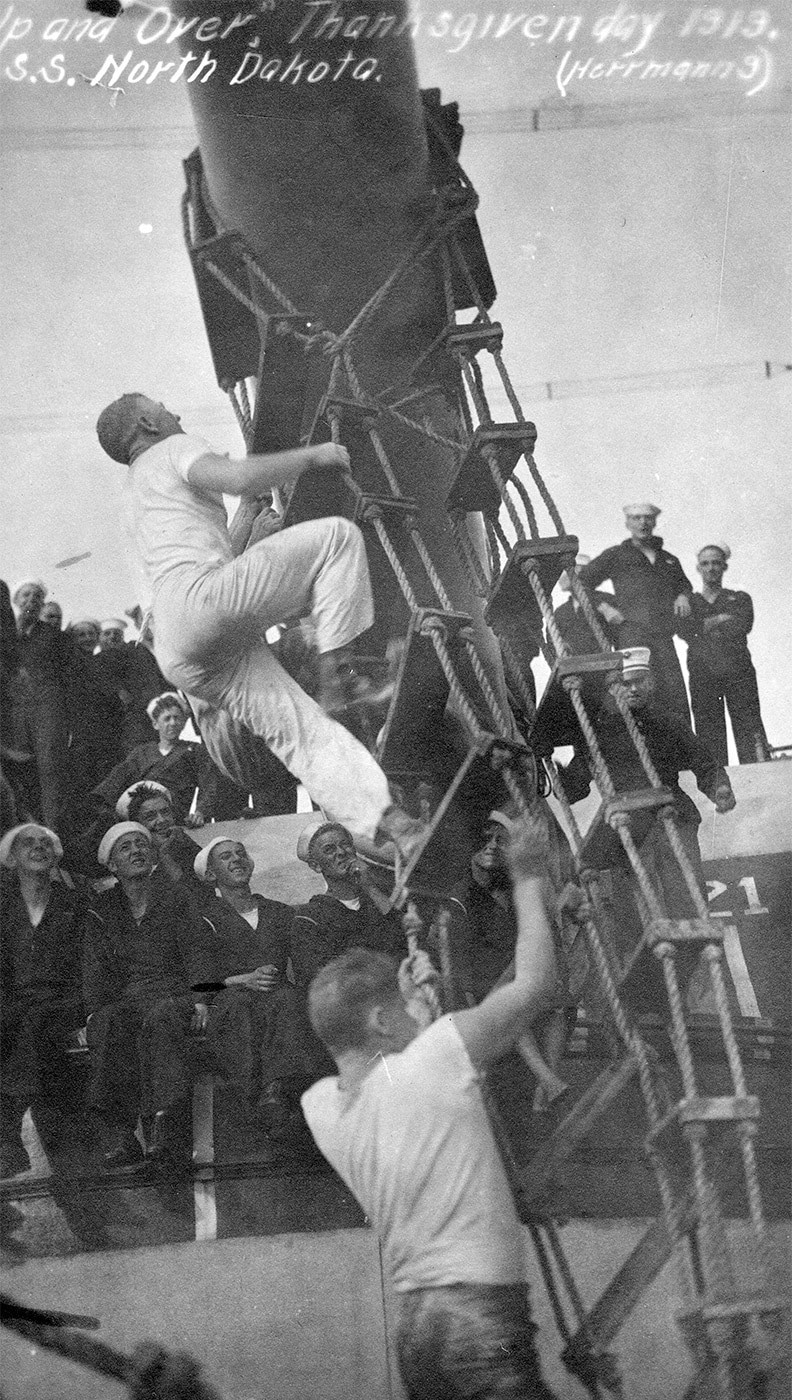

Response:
(623, 503), (661, 518)
(0, 823), (63, 868)
(97, 822), (151, 868)
(100, 618), (127, 632)
(620, 646), (652, 675)
(115, 781), (172, 819)
(193, 836), (238, 884)
(146, 691), (188, 722)
(485, 805), (521, 833)
(296, 820), (338, 863)
(697, 542), (731, 561)
(559, 554), (591, 591)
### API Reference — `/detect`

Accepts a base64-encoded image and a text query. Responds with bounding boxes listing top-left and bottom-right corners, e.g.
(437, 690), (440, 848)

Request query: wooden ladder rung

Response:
(446, 424), (539, 515)
(445, 321), (504, 356)
(645, 1095), (760, 1147)
(528, 649), (620, 754)
(577, 787), (675, 871)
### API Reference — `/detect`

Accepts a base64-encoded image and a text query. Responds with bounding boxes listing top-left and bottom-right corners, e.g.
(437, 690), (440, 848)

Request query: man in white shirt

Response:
(95, 394), (421, 859)
(302, 814), (559, 1399)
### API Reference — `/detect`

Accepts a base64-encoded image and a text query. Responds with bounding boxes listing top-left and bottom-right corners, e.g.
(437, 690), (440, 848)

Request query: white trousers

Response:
(152, 516), (391, 838)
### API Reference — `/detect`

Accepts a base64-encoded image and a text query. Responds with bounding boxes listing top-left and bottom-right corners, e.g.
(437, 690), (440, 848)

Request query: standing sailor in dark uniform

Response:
(10, 580), (75, 831)
(0, 823), (84, 1178)
(579, 503), (693, 721)
(685, 543), (770, 765)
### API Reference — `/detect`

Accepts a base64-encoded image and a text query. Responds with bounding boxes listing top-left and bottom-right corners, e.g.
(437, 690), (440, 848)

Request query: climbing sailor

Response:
(95, 393), (424, 863)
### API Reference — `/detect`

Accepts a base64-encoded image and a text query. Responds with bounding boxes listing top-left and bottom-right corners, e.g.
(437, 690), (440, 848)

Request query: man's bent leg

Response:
(166, 517), (374, 661)
(86, 1002), (147, 1167)
(253, 985), (317, 1079)
(205, 644), (391, 839)
(396, 1284), (557, 1400)
(87, 1002), (145, 1122)
(237, 515), (374, 652)
(205, 988), (257, 1099)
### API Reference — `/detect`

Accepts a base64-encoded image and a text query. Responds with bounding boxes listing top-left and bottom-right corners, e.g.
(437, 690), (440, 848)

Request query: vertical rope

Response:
(527, 565), (570, 660)
(409, 528), (454, 610)
(238, 378), (253, 432)
(449, 512), (490, 597)
(425, 624), (485, 745)
(370, 515), (421, 613)
(546, 759), (699, 1313)
(567, 573), (617, 655)
(225, 383), (253, 450)
(497, 629), (538, 720)
(490, 514), (512, 564)
(703, 944), (772, 1306)
(461, 632), (512, 738)
(523, 452), (566, 536)
(509, 471), (540, 539)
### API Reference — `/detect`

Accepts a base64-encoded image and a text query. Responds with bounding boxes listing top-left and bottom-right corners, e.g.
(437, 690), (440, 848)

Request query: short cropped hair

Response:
(308, 948), (401, 1055)
(128, 783), (173, 825)
(96, 394), (145, 465)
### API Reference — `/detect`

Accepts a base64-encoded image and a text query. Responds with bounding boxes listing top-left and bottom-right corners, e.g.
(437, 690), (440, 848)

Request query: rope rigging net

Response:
(180, 97), (788, 1400)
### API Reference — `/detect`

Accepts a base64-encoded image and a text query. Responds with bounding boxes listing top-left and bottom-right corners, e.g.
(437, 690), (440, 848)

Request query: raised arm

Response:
(187, 441), (349, 498)
(451, 813), (557, 1070)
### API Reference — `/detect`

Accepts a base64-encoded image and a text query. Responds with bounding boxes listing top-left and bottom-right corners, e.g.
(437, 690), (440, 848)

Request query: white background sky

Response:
(1, 1), (790, 750)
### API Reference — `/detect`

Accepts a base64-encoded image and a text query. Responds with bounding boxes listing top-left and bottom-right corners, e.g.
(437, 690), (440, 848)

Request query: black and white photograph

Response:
(1, 1), (790, 1395)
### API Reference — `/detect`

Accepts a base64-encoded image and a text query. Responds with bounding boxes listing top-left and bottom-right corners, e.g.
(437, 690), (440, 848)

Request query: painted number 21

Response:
(706, 875), (769, 918)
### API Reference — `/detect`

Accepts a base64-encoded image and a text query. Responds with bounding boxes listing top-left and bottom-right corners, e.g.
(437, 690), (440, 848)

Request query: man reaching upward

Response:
(95, 394), (421, 861)
(302, 814), (559, 1399)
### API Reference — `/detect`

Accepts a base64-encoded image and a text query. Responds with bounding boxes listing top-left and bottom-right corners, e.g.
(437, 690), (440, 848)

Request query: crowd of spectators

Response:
(0, 785), (592, 1179)
(1, 580), (298, 847)
(0, 499), (771, 1183)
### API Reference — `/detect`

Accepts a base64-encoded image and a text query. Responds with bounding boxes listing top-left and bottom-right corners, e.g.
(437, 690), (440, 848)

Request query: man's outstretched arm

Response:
(187, 442), (349, 498)
(451, 815), (557, 1071)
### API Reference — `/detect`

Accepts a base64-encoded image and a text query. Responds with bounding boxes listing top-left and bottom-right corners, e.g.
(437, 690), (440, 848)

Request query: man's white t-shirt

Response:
(301, 1016), (526, 1293)
(124, 434), (232, 593)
